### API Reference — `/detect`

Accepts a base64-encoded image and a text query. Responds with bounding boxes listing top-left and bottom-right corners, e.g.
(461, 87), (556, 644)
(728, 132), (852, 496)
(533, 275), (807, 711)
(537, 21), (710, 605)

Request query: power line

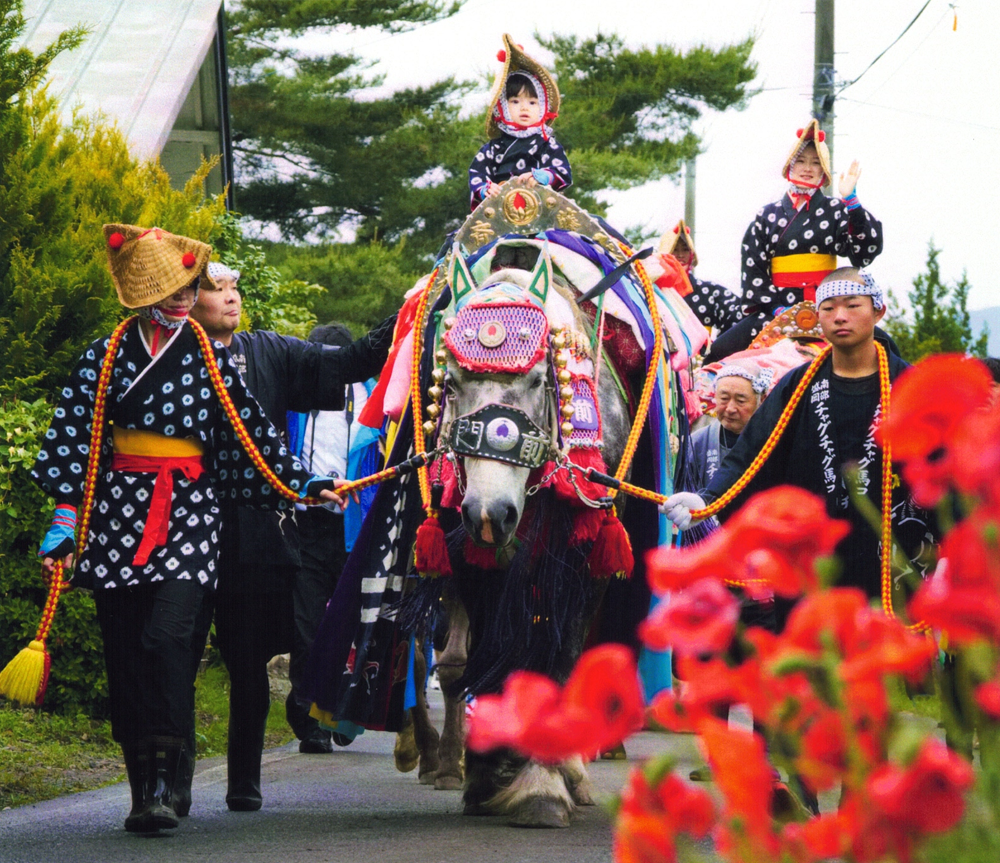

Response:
(837, 96), (1000, 133)
(837, 0), (935, 94)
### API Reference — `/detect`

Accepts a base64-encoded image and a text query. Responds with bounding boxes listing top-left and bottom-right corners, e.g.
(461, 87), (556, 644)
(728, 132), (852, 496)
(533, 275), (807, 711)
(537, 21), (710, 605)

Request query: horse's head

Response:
(438, 243), (581, 549)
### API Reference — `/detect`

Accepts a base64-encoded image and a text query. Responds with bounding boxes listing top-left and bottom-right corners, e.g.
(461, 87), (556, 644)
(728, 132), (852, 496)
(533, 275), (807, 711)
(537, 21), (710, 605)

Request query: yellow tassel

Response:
(0, 640), (50, 706)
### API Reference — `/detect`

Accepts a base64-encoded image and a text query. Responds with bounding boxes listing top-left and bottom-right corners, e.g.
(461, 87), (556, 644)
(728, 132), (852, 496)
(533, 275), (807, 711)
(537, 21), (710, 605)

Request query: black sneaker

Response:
(299, 730), (333, 754)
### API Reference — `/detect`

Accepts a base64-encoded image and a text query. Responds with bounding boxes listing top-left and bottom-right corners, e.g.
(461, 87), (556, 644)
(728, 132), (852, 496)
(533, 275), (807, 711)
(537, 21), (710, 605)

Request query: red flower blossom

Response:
(775, 588), (868, 658)
(647, 487), (848, 599)
(908, 571), (1000, 646)
(976, 678), (1000, 720)
(782, 813), (849, 863)
(950, 402), (1000, 504)
(723, 487), (850, 598)
(878, 354), (993, 506)
(796, 709), (849, 792)
(937, 507), (1000, 592)
(698, 718), (774, 839)
(839, 608), (937, 685)
(467, 645), (644, 763)
(867, 739), (974, 835)
(639, 577), (739, 656)
(614, 769), (716, 863)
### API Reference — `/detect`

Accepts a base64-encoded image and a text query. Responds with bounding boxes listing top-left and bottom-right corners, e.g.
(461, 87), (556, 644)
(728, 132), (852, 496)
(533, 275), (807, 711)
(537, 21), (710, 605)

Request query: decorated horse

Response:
(302, 178), (709, 827)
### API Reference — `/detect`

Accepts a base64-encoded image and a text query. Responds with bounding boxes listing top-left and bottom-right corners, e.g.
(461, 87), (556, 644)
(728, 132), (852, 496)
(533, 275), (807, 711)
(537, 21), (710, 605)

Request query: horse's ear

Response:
(448, 243), (477, 304)
(527, 242), (553, 304)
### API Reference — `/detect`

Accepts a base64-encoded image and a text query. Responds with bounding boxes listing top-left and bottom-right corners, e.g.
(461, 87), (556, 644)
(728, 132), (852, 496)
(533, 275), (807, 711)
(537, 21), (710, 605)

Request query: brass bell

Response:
(560, 403), (576, 419)
(560, 421), (575, 437)
(435, 349), (448, 364)
(560, 385), (574, 401)
(557, 369), (572, 385)
(443, 317), (456, 330)
(426, 403), (441, 419)
(553, 353), (568, 369)
(551, 332), (567, 349)
(428, 385), (443, 402)
(432, 367), (446, 384)
(422, 420), (437, 436)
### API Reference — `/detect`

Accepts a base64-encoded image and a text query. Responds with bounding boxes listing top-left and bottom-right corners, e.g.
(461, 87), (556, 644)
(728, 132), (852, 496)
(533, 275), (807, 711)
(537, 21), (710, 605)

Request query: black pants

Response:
(93, 580), (208, 746)
(286, 508), (347, 737)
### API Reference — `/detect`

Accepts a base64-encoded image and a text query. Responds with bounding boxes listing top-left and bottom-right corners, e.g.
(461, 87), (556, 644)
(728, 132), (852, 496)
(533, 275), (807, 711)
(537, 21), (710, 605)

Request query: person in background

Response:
(706, 121), (883, 361)
(187, 265), (395, 812)
(285, 323), (380, 749)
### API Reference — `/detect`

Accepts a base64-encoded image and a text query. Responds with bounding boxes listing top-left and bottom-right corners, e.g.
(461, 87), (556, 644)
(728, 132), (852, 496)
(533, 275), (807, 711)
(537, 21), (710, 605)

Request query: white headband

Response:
(717, 364), (773, 395)
(207, 261), (240, 282)
(815, 271), (883, 310)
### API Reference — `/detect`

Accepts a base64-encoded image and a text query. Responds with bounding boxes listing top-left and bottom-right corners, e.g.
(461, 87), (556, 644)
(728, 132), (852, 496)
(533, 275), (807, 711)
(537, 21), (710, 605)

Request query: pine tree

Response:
(884, 242), (989, 362)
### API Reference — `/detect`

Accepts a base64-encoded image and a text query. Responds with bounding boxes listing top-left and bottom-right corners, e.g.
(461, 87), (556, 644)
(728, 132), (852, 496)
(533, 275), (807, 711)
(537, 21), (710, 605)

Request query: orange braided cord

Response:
(188, 319), (326, 506)
(689, 344), (834, 520)
(877, 343), (894, 618)
(612, 248), (663, 490)
(408, 272), (438, 510)
(336, 464), (409, 497)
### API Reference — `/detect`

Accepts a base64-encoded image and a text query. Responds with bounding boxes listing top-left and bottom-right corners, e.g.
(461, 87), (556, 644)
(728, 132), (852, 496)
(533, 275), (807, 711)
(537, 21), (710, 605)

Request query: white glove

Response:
(659, 492), (707, 531)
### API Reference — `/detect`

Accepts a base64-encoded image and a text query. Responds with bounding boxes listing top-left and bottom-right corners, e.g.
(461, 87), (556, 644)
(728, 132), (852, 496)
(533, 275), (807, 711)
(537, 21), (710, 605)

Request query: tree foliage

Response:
(227, 8), (758, 264)
(884, 242), (989, 362)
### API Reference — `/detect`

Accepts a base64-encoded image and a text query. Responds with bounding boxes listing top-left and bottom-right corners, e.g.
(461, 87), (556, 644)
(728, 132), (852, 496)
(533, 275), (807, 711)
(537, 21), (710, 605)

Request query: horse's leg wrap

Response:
(435, 590), (468, 791)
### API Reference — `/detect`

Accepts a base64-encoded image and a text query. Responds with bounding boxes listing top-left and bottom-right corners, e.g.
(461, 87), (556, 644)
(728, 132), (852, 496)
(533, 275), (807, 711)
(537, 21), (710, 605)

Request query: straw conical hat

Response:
(781, 119), (832, 186)
(485, 34), (561, 139)
(103, 225), (212, 309)
(659, 219), (698, 267)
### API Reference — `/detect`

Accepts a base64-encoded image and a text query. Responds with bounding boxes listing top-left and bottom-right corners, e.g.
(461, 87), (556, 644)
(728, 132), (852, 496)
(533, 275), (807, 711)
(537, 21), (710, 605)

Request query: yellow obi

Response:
(112, 426), (205, 458)
(771, 253), (838, 293)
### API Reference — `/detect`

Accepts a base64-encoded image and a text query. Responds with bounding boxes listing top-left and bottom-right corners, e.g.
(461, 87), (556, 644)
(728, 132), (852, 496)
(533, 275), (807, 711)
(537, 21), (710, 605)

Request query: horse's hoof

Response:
(434, 774), (463, 791)
(393, 726), (419, 774)
(568, 783), (595, 806)
(418, 771), (438, 785)
(507, 797), (571, 828)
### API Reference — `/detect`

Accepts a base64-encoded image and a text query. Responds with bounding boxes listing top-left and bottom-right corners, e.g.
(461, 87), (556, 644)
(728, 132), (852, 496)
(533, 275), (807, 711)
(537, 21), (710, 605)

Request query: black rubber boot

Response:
(226, 712), (266, 811)
(144, 736), (183, 830)
(122, 744), (153, 833)
(172, 728), (196, 817)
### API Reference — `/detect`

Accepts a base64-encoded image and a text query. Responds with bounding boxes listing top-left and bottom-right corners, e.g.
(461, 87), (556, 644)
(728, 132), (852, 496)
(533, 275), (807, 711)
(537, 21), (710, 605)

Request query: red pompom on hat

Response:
(796, 128), (804, 137)
(107, 232), (125, 250)
(817, 130), (826, 142)
(497, 49), (506, 62)
(182, 252), (197, 268)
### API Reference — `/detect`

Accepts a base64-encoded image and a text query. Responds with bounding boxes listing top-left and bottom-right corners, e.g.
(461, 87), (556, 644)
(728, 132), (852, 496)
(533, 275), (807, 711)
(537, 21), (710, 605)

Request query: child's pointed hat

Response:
(781, 119), (832, 186)
(103, 224), (212, 309)
(486, 34), (560, 138)
(659, 219), (698, 267)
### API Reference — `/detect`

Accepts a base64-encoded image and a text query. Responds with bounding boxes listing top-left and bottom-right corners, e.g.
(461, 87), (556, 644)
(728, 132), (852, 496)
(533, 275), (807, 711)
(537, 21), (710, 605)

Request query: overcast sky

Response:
(327, 0), (999, 311)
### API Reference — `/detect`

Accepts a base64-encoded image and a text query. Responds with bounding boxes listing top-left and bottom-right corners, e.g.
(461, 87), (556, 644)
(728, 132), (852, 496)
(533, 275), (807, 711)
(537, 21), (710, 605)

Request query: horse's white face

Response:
(444, 355), (551, 548)
(440, 265), (580, 549)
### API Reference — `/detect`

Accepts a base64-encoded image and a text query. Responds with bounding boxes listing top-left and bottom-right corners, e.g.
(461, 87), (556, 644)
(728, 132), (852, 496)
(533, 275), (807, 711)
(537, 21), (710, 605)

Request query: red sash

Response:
(111, 454), (205, 566)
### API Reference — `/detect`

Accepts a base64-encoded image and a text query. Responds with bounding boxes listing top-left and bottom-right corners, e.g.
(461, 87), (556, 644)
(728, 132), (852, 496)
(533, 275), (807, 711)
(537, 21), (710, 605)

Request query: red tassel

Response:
(588, 513), (634, 578)
(570, 507), (605, 546)
(551, 448), (611, 503)
(415, 514), (452, 577)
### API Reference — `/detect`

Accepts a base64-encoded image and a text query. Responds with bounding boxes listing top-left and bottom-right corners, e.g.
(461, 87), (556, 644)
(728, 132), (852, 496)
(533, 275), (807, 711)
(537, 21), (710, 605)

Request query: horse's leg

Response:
(411, 636), (442, 784)
(559, 754), (595, 806)
(434, 589), (468, 791)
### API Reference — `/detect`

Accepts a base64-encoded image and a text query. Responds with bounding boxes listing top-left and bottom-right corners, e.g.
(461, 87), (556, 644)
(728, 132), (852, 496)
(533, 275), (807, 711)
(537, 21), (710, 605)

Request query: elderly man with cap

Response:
(688, 359), (772, 500)
(187, 262), (396, 813)
(33, 227), (347, 834)
(664, 267), (936, 609)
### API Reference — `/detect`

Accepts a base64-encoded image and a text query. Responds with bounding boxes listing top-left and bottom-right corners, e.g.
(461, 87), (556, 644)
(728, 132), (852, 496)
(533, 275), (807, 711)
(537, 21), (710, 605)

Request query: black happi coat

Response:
(740, 192), (883, 312)
(685, 276), (744, 333)
(468, 132), (571, 207)
(218, 320), (395, 593)
(703, 343), (936, 600)
(33, 321), (316, 591)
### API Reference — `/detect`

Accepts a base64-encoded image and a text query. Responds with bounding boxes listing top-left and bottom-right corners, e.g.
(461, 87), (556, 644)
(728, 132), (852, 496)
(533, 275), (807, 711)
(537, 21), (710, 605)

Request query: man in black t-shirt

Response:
(664, 268), (936, 605)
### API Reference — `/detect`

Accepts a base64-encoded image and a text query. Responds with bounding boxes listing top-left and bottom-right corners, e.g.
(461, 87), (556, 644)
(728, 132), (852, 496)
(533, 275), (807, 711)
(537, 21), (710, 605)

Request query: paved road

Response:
(0, 693), (705, 863)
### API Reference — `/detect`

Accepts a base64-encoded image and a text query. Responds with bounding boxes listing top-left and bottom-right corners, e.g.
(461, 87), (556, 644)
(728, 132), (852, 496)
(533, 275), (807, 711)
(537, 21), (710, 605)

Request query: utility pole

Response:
(684, 156), (696, 241)
(813, 0), (835, 184)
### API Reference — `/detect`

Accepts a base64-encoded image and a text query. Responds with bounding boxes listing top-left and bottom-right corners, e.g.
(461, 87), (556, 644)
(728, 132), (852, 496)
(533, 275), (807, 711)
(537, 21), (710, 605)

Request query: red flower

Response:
(937, 507), (1000, 591)
(878, 354), (993, 506)
(775, 588), (868, 658)
(467, 645), (644, 763)
(647, 487), (848, 599)
(867, 739), (974, 834)
(796, 709), (849, 792)
(614, 769), (716, 863)
(908, 571), (1000, 646)
(782, 813), (848, 863)
(639, 577), (739, 656)
(562, 644), (646, 755)
(976, 678), (1000, 720)
(950, 403), (1000, 504)
(839, 608), (937, 685)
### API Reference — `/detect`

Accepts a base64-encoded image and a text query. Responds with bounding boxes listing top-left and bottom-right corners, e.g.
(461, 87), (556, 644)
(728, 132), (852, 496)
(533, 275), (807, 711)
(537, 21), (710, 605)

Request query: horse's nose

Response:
(461, 497), (520, 546)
